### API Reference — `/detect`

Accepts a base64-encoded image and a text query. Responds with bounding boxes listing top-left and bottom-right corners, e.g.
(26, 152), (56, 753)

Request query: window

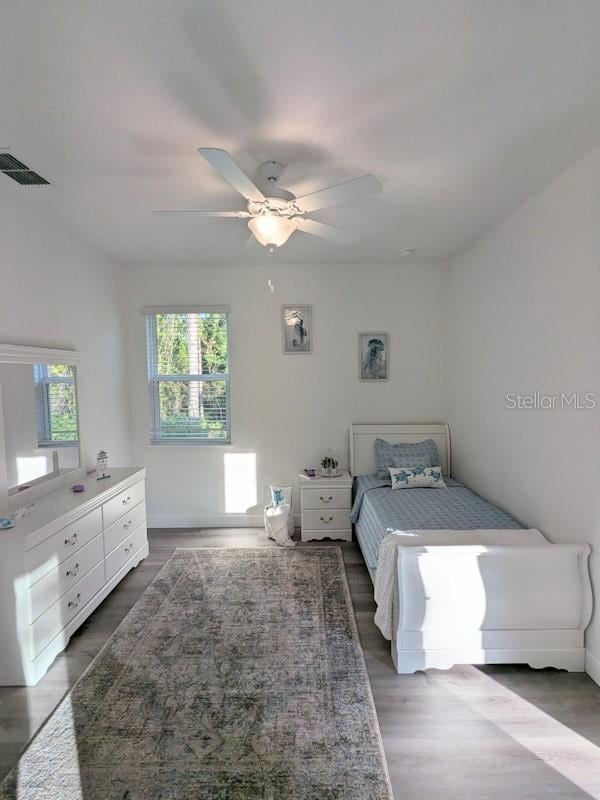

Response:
(34, 364), (79, 446)
(145, 307), (230, 443)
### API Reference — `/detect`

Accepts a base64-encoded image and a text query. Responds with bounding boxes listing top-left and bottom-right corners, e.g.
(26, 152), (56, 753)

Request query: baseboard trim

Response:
(586, 648), (600, 686)
(148, 514), (263, 529)
(148, 512), (301, 529)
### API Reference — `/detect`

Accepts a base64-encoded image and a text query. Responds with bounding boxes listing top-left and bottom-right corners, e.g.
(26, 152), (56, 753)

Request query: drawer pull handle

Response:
(64, 533), (78, 546)
(66, 563), (80, 578)
(319, 496), (334, 503)
(122, 496), (132, 506)
(124, 543), (133, 554)
(68, 592), (81, 609)
(123, 520), (132, 530)
(320, 516), (334, 523)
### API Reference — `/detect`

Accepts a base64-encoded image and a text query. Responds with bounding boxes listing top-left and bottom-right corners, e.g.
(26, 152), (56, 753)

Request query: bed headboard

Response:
(350, 423), (451, 477)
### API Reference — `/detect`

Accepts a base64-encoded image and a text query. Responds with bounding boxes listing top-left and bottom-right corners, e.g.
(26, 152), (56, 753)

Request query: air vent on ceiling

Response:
(0, 153), (49, 186)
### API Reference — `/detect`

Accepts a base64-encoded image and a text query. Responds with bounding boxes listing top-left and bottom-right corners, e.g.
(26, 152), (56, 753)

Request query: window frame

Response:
(144, 305), (231, 445)
(34, 364), (80, 448)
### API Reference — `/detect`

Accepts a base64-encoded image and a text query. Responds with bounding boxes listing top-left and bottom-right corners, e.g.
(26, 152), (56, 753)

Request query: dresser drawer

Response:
(104, 499), (146, 555)
(105, 522), (148, 582)
(301, 488), (351, 510)
(31, 561), (105, 659)
(301, 508), (352, 531)
(102, 479), (146, 530)
(29, 533), (104, 623)
(26, 507), (103, 587)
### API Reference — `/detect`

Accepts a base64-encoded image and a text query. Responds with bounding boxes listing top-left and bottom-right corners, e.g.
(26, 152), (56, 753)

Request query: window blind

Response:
(145, 308), (231, 444)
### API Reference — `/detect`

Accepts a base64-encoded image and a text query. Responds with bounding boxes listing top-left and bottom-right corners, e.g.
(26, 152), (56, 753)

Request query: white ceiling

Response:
(2, 0), (600, 265)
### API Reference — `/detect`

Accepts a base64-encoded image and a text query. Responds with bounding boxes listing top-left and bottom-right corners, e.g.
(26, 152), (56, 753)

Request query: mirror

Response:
(0, 361), (80, 494)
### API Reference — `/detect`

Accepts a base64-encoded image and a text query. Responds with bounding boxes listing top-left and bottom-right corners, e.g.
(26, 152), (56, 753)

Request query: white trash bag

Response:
(264, 502), (295, 547)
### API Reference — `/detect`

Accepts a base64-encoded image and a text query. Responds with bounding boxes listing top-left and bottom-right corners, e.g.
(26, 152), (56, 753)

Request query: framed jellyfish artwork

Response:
(359, 332), (389, 381)
(282, 305), (312, 354)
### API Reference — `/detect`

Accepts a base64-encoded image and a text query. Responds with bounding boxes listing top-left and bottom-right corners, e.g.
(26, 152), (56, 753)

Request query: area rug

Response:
(2, 547), (392, 799)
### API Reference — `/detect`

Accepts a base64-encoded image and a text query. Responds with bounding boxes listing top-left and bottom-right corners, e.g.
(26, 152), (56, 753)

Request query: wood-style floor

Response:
(1, 529), (600, 798)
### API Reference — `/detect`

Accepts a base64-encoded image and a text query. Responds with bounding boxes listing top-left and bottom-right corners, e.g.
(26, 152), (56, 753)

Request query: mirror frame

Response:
(0, 343), (84, 517)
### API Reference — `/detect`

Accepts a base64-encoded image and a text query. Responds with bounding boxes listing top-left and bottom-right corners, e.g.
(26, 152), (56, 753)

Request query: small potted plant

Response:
(319, 450), (340, 478)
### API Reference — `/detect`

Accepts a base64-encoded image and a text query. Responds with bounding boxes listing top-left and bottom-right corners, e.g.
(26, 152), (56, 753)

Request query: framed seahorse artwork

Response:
(282, 305), (312, 354)
(359, 332), (389, 381)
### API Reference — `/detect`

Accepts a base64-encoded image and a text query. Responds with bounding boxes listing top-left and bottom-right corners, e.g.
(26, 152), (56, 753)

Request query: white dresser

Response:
(0, 467), (148, 686)
(299, 471), (353, 542)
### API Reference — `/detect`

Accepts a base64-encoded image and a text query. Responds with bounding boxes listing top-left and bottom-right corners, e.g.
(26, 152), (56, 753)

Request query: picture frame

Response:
(282, 305), (312, 354)
(359, 332), (389, 381)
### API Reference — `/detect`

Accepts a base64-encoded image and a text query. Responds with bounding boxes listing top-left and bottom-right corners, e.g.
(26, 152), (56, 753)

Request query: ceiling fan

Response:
(154, 148), (382, 252)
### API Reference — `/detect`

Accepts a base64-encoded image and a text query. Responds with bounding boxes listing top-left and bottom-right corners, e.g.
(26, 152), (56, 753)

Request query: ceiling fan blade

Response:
(198, 147), (265, 203)
(294, 174), (381, 213)
(153, 210), (251, 217)
(296, 218), (356, 245)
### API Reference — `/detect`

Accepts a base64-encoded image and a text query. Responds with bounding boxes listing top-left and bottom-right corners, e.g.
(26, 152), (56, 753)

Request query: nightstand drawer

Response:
(301, 508), (351, 531)
(302, 488), (351, 510)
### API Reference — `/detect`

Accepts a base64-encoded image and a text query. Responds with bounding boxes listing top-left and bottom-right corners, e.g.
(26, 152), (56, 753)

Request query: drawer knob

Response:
(124, 520), (132, 530)
(66, 563), (80, 578)
(122, 496), (131, 506)
(320, 516), (334, 523)
(64, 533), (78, 546)
(124, 543), (133, 554)
(68, 592), (81, 609)
(319, 496), (333, 503)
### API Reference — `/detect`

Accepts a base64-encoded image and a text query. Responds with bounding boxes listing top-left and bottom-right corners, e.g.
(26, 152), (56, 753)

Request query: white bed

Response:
(350, 423), (593, 673)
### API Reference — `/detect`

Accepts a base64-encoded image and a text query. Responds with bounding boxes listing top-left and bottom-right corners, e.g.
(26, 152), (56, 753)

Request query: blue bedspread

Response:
(352, 474), (523, 571)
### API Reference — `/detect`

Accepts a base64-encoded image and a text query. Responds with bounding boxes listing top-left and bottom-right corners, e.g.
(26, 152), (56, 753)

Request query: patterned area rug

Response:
(2, 548), (392, 799)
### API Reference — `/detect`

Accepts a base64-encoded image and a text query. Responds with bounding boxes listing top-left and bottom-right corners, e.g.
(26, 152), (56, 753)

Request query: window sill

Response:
(146, 440), (233, 447)
(38, 441), (79, 448)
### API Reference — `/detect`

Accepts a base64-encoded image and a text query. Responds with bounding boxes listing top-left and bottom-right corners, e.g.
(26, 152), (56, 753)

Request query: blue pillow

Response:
(374, 438), (440, 479)
(270, 485), (292, 508)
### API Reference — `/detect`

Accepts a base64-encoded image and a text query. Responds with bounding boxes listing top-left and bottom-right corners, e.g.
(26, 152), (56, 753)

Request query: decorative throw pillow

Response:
(375, 438), (440, 479)
(389, 466), (447, 490)
(270, 485), (293, 508)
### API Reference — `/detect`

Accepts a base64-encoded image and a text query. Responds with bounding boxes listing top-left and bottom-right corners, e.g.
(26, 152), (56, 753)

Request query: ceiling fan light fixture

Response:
(248, 214), (297, 248)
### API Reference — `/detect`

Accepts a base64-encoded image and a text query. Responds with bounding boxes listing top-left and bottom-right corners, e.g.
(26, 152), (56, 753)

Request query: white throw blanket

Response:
(264, 503), (295, 547)
(374, 528), (548, 639)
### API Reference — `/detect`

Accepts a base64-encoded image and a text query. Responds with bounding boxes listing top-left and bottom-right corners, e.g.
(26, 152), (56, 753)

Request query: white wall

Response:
(123, 261), (447, 526)
(446, 146), (600, 675)
(0, 193), (132, 475)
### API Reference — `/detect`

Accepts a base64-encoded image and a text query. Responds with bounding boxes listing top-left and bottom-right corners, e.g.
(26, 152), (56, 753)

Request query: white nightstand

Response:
(299, 470), (353, 542)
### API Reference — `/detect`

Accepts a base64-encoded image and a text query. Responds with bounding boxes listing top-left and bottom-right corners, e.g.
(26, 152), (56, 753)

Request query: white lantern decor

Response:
(96, 450), (111, 480)
(318, 450), (341, 478)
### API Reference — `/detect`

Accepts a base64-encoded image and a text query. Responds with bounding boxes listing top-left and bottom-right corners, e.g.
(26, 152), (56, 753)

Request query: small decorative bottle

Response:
(96, 450), (111, 481)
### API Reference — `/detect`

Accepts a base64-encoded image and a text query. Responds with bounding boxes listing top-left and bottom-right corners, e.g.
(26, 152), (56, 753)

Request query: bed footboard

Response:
(392, 544), (592, 674)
